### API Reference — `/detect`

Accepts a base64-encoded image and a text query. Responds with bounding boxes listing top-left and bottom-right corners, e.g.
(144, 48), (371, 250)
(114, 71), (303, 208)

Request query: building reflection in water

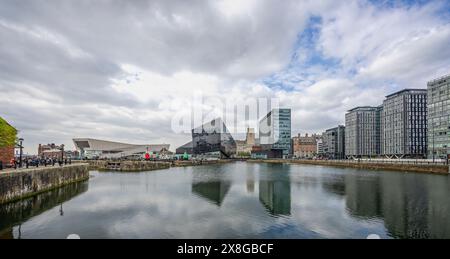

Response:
(191, 169), (231, 206)
(0, 181), (89, 239)
(321, 171), (450, 239)
(246, 171), (255, 193)
(258, 172), (291, 216)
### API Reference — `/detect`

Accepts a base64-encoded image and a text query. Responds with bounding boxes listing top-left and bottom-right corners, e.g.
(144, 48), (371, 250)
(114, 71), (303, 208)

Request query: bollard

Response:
(0, 160), (2, 170)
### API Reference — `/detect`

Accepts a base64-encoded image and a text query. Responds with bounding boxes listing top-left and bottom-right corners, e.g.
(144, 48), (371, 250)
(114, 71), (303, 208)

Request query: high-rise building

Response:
(345, 106), (382, 158)
(259, 108), (291, 157)
(427, 74), (450, 159)
(382, 89), (427, 158)
(322, 125), (345, 159)
(191, 118), (237, 158)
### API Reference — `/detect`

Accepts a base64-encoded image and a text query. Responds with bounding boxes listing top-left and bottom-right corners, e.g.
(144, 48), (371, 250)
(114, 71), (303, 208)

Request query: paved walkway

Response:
(0, 164), (79, 174)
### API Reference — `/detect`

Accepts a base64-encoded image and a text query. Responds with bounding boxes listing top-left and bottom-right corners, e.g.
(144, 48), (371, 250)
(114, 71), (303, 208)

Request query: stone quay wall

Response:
(248, 159), (449, 175)
(75, 159), (232, 171)
(77, 160), (171, 172)
(0, 164), (89, 204)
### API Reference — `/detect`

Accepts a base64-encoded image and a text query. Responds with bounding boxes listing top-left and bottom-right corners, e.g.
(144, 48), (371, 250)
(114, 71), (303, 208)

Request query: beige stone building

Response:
(236, 128), (256, 156)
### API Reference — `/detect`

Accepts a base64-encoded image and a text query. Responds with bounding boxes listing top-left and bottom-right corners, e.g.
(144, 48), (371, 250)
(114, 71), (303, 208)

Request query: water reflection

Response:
(192, 181), (231, 206)
(246, 171), (255, 194)
(0, 181), (88, 239)
(259, 170), (291, 216)
(320, 171), (450, 239)
(0, 162), (449, 239)
(191, 169), (231, 206)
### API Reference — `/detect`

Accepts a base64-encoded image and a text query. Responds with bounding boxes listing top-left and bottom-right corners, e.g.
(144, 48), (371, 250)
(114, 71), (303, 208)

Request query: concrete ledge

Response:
(248, 159), (449, 175)
(0, 164), (89, 204)
(172, 160), (232, 167)
(75, 159), (232, 170)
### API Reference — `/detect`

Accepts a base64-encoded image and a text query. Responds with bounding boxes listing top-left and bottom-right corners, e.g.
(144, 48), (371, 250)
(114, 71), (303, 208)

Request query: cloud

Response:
(0, 0), (449, 153)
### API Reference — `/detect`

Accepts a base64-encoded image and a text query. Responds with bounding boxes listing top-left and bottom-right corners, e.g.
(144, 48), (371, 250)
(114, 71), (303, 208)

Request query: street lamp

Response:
(18, 138), (24, 168)
(60, 144), (65, 164)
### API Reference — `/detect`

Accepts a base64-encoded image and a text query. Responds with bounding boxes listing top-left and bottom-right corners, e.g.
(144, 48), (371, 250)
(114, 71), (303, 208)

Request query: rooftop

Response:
(385, 88), (427, 99)
(347, 106), (382, 112)
(427, 74), (450, 85)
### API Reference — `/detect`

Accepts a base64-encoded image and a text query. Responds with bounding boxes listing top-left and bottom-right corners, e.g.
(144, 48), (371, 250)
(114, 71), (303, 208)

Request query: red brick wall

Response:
(0, 146), (14, 167)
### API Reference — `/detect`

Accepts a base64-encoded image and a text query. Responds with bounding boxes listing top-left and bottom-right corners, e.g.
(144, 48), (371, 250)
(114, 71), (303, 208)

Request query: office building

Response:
(322, 125), (345, 159)
(259, 108), (291, 157)
(382, 89), (427, 158)
(427, 74), (450, 159)
(175, 141), (193, 155)
(345, 106), (382, 158)
(191, 118), (236, 158)
(316, 137), (323, 156)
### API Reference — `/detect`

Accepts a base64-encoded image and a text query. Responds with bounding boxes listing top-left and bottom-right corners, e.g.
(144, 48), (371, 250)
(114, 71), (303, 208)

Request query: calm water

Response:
(1, 162), (450, 239)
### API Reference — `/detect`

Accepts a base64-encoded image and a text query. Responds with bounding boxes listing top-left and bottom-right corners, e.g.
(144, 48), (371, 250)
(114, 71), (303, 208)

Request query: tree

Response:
(0, 117), (17, 148)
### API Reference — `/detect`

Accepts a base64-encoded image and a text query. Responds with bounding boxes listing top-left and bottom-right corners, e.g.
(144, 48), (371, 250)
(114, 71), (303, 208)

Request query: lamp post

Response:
(18, 138), (24, 168)
(432, 129), (435, 163)
(60, 144), (65, 165)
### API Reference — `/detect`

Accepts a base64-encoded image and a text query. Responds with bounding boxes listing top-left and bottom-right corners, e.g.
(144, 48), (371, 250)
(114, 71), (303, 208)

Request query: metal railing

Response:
(292, 158), (448, 166)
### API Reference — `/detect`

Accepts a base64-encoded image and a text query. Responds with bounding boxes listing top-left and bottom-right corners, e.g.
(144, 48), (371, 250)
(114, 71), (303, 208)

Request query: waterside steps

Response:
(106, 162), (121, 170)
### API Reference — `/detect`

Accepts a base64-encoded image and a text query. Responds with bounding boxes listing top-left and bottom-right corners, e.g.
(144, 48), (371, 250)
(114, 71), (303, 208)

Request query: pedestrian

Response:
(25, 158), (29, 168)
(11, 158), (16, 169)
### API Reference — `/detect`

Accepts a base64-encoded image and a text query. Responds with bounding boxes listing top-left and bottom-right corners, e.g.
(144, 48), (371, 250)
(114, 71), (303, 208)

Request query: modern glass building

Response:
(345, 106), (382, 158)
(322, 125), (345, 159)
(382, 89), (427, 158)
(259, 108), (291, 157)
(427, 74), (450, 159)
(191, 118), (237, 158)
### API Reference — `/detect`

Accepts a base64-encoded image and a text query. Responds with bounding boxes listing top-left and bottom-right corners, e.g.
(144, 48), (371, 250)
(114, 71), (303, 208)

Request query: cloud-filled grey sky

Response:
(1, 0), (449, 154)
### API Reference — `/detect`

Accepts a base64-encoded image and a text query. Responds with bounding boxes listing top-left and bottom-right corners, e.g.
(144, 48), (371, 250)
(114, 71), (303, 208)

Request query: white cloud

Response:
(0, 0), (449, 153)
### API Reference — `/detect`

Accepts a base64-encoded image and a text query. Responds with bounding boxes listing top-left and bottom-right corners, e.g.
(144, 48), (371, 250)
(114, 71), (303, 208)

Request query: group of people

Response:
(8, 156), (72, 169)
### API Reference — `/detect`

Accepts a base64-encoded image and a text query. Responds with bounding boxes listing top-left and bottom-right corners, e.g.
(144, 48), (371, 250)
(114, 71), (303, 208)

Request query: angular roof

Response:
(192, 118), (231, 134)
(73, 138), (169, 152)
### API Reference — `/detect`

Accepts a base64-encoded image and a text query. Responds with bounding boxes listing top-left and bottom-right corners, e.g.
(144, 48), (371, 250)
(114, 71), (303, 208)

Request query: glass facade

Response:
(191, 118), (237, 158)
(259, 108), (291, 157)
(427, 75), (450, 159)
(322, 125), (345, 159)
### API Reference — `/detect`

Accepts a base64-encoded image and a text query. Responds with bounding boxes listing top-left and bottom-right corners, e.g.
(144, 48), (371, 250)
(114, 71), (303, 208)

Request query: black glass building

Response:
(191, 118), (237, 158)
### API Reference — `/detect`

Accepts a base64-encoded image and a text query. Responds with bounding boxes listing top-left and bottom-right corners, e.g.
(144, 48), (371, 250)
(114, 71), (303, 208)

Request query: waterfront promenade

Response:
(248, 159), (449, 175)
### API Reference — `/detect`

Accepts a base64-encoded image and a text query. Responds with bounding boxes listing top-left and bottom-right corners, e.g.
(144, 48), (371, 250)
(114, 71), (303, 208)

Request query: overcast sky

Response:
(1, 0), (449, 154)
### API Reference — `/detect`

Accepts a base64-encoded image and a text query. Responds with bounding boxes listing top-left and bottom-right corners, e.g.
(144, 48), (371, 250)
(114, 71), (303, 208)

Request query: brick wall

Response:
(0, 146), (14, 167)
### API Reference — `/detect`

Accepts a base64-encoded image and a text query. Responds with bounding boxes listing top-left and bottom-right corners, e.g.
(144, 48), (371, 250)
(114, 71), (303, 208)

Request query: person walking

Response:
(11, 158), (16, 169)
